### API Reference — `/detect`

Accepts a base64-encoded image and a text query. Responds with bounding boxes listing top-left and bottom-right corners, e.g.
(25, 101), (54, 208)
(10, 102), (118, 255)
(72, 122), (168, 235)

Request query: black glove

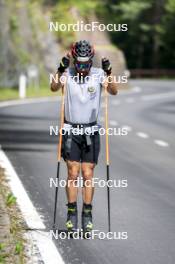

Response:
(102, 58), (112, 75)
(58, 56), (70, 73)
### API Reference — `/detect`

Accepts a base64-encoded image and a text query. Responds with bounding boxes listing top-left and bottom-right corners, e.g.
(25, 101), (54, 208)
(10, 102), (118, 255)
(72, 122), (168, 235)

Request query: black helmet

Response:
(71, 40), (94, 61)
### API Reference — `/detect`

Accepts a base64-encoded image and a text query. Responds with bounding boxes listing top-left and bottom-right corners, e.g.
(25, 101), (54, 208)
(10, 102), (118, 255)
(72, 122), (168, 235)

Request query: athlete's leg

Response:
(81, 162), (95, 234)
(66, 160), (80, 203)
(81, 162), (95, 204)
(65, 160), (80, 231)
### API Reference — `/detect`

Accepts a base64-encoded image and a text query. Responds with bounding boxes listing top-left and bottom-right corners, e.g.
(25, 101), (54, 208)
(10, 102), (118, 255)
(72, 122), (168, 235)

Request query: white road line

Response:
(111, 100), (121, 106)
(0, 149), (65, 264)
(154, 140), (169, 147)
(132, 86), (141, 93)
(31, 231), (64, 264)
(0, 150), (45, 230)
(122, 125), (132, 132)
(125, 97), (135, 103)
(109, 120), (118, 126)
(141, 91), (175, 101)
(0, 97), (60, 108)
(136, 132), (149, 139)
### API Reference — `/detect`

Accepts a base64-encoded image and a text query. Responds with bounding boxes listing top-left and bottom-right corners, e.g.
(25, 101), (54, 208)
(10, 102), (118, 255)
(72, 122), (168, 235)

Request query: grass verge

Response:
(0, 167), (26, 263)
(0, 86), (60, 101)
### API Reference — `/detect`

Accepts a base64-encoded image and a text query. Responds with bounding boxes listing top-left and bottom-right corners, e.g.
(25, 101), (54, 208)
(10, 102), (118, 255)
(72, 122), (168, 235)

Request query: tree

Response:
(96, 0), (175, 69)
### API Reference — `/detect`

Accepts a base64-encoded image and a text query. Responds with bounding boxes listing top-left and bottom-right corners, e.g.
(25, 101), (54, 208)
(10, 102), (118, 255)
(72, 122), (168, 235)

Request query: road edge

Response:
(0, 96), (60, 108)
(0, 148), (64, 264)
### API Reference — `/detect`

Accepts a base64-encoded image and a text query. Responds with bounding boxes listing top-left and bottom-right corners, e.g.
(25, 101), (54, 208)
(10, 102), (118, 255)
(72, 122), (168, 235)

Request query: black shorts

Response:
(61, 132), (100, 164)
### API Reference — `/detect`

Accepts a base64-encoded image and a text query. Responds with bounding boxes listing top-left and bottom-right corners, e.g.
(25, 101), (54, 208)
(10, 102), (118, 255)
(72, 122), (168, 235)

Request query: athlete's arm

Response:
(106, 74), (118, 95)
(50, 71), (63, 92)
(101, 58), (118, 95)
(51, 54), (70, 92)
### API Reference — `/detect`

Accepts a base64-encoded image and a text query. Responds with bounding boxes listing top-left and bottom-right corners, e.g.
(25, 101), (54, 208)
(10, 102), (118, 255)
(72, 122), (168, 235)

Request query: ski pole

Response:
(53, 75), (66, 229)
(104, 79), (111, 232)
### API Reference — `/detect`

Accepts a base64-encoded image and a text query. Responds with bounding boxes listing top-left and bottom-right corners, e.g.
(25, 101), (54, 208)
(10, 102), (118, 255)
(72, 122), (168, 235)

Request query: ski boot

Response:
(82, 203), (93, 238)
(66, 202), (78, 234)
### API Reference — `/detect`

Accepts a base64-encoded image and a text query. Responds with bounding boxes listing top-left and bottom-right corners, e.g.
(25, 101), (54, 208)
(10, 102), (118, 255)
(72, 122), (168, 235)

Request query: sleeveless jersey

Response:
(64, 67), (105, 124)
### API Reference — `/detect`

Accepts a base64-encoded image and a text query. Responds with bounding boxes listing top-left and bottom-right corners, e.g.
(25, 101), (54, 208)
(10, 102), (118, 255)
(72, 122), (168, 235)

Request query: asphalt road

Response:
(0, 80), (175, 264)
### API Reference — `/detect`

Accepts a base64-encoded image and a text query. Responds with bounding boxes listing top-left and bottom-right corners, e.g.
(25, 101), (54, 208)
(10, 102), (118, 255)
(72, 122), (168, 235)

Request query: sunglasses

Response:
(75, 61), (91, 70)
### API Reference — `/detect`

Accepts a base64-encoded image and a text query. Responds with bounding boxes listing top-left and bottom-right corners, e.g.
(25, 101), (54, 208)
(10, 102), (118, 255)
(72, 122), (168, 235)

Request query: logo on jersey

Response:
(88, 86), (96, 93)
(88, 86), (97, 100)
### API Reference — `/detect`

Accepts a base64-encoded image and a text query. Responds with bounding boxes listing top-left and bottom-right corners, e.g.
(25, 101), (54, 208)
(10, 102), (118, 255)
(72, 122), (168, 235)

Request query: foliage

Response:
(160, 0), (175, 68)
(9, 15), (19, 31)
(96, 0), (175, 69)
(15, 242), (23, 255)
(48, 0), (175, 68)
(52, 1), (76, 48)
(51, 0), (99, 48)
(6, 193), (17, 206)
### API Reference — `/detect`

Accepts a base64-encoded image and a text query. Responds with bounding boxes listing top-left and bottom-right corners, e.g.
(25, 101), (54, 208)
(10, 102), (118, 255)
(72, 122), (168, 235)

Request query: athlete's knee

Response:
(68, 167), (79, 181)
(82, 169), (93, 181)
(67, 161), (80, 181)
